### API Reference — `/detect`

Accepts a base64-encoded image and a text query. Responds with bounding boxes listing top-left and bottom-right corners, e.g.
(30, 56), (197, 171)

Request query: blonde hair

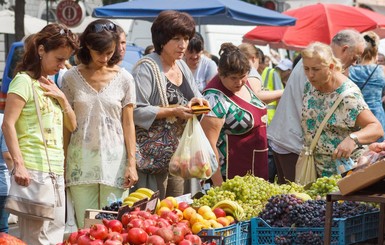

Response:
(301, 42), (342, 71)
(361, 31), (380, 62)
(238, 43), (259, 60)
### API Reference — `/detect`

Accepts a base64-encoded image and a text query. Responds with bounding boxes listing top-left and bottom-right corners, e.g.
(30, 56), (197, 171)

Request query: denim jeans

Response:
(0, 195), (9, 233)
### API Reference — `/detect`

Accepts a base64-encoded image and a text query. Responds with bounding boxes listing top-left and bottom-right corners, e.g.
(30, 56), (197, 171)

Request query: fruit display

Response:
(193, 174), (306, 220)
(123, 188), (155, 207)
(62, 207), (209, 245)
(259, 194), (378, 228)
(304, 175), (341, 199)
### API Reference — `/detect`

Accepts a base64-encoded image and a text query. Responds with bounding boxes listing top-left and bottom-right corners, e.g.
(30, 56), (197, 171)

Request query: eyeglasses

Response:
(93, 23), (116, 33)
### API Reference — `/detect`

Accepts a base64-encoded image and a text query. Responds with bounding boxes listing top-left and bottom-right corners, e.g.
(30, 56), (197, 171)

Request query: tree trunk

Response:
(15, 0), (26, 41)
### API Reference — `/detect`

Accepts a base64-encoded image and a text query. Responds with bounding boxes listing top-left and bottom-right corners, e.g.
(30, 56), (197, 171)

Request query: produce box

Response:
(117, 191), (159, 220)
(198, 221), (251, 245)
(337, 159), (385, 195)
(250, 211), (379, 245)
(199, 223), (238, 245)
(84, 209), (117, 228)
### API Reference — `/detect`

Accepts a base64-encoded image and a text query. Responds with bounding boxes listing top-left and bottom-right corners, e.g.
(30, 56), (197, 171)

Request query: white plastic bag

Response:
(169, 115), (218, 179)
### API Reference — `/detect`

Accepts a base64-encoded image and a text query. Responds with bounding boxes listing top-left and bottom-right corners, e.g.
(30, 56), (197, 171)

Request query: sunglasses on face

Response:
(93, 23), (116, 33)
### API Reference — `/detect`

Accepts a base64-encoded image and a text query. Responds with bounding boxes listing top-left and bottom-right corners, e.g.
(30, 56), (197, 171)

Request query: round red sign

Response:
(56, 0), (85, 27)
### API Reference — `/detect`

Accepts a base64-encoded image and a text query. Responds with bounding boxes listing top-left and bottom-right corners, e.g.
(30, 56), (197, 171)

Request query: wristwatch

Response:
(349, 133), (362, 148)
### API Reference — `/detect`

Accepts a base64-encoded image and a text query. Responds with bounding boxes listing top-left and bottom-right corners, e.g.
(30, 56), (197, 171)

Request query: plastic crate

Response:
(199, 223), (238, 245)
(251, 211), (379, 245)
(238, 220), (251, 245)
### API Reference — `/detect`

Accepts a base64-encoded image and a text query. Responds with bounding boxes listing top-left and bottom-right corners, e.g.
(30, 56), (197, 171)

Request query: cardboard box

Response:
(84, 209), (118, 228)
(337, 159), (385, 195)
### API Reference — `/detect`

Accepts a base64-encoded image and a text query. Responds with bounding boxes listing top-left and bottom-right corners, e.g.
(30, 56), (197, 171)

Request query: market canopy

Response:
(0, 10), (47, 35)
(92, 0), (296, 27)
(243, 3), (385, 50)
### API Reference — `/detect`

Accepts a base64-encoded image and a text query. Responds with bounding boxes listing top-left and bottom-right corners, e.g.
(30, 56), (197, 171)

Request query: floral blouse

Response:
(62, 67), (136, 188)
(203, 85), (265, 170)
(301, 80), (368, 177)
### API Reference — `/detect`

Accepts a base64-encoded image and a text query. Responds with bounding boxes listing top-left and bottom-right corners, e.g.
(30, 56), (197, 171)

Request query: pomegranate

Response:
(185, 234), (202, 245)
(179, 240), (193, 245)
(128, 218), (144, 229)
(156, 218), (171, 228)
(89, 224), (109, 240)
(103, 219), (123, 233)
(137, 210), (151, 219)
(146, 235), (166, 245)
(106, 231), (123, 242)
(145, 225), (160, 235)
(77, 234), (93, 245)
(155, 227), (174, 243)
(172, 226), (185, 243)
(127, 227), (148, 245)
(121, 212), (130, 227)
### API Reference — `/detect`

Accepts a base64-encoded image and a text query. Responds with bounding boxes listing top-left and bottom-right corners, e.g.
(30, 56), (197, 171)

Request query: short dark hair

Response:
(151, 10), (196, 54)
(218, 42), (250, 77)
(77, 19), (120, 66)
(15, 23), (79, 79)
(187, 32), (204, 53)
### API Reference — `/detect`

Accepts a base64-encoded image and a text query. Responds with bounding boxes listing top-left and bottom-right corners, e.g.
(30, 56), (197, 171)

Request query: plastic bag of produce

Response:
(169, 115), (218, 179)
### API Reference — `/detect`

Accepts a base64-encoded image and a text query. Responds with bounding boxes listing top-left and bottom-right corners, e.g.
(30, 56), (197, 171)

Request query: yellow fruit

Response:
(202, 211), (217, 220)
(123, 196), (139, 203)
(129, 192), (148, 200)
(292, 192), (312, 201)
(198, 205), (212, 216)
(225, 215), (235, 224)
(122, 201), (134, 207)
(166, 196), (178, 209)
(191, 222), (205, 234)
(135, 188), (154, 197)
(183, 207), (197, 220)
(190, 213), (204, 225)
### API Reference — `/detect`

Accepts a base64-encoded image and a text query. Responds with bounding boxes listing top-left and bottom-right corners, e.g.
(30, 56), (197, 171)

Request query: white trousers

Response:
(18, 170), (65, 245)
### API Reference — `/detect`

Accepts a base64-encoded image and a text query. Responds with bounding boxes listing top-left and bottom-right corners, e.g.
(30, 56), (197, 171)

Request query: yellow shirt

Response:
(8, 73), (64, 174)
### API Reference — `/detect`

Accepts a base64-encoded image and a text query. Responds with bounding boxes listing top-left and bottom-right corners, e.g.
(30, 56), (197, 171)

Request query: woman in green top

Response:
(2, 23), (79, 244)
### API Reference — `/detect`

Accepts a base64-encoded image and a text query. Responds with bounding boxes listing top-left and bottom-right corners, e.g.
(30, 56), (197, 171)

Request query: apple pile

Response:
(59, 206), (206, 245)
(169, 151), (213, 179)
(157, 197), (234, 235)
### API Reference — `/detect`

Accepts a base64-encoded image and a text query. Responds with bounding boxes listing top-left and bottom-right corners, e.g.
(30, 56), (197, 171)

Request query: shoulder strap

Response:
(309, 88), (355, 151)
(134, 57), (168, 107)
(360, 64), (378, 90)
(31, 81), (52, 172)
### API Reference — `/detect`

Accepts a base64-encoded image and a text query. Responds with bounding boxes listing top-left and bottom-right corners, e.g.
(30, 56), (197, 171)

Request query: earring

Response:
(39, 56), (42, 60)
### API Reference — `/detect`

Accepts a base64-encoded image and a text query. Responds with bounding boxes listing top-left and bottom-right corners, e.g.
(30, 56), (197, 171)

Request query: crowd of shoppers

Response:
(2, 9), (385, 243)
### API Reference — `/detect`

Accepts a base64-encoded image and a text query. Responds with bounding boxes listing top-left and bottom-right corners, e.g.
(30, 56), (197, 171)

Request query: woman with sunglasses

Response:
(2, 23), (79, 244)
(132, 10), (208, 200)
(61, 19), (138, 229)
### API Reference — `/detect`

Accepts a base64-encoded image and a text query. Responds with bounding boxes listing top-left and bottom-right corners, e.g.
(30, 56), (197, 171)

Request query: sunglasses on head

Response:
(364, 35), (376, 47)
(93, 22), (116, 33)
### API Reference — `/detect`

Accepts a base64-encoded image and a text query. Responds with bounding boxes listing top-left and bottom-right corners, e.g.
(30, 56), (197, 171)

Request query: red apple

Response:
(212, 208), (227, 218)
(177, 202), (190, 212)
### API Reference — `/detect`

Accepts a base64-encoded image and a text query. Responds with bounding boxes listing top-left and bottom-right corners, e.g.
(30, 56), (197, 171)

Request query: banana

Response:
(129, 192), (149, 200)
(135, 188), (154, 198)
(212, 200), (244, 221)
(123, 196), (140, 204)
(122, 201), (134, 207)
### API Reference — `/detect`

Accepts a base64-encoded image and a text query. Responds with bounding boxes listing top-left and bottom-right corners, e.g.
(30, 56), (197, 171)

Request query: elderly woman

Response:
(301, 42), (383, 177)
(201, 42), (268, 186)
(132, 10), (208, 199)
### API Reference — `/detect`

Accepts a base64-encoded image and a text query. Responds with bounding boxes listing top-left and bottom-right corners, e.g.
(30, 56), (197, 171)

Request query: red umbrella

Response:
(243, 3), (385, 50)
